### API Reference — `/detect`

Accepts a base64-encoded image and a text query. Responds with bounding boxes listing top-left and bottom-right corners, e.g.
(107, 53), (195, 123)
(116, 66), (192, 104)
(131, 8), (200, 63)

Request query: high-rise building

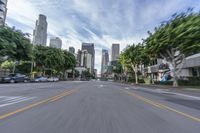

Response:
(101, 49), (109, 75)
(81, 50), (92, 73)
(94, 69), (97, 78)
(82, 43), (95, 72)
(111, 44), (120, 61)
(77, 49), (82, 67)
(69, 47), (75, 54)
(0, 0), (7, 26)
(33, 14), (48, 46)
(49, 37), (62, 49)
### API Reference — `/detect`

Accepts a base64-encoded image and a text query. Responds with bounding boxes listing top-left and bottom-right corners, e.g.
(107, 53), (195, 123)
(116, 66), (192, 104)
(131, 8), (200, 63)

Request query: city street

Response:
(0, 81), (199, 133)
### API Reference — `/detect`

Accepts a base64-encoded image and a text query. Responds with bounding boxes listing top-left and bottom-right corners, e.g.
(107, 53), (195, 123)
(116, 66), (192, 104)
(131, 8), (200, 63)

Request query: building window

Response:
(191, 68), (198, 77)
(198, 67), (200, 77)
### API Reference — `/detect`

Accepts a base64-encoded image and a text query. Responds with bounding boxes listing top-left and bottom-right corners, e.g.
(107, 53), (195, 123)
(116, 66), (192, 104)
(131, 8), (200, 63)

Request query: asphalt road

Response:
(0, 81), (200, 133)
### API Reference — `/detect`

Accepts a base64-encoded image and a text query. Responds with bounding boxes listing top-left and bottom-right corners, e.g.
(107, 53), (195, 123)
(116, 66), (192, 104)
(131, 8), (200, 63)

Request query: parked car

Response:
(47, 77), (59, 82)
(34, 76), (48, 82)
(1, 73), (29, 83)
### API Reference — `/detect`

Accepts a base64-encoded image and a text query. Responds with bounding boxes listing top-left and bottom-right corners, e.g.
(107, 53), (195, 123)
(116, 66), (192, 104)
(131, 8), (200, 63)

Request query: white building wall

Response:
(179, 69), (191, 77)
(0, 0), (7, 26)
(111, 44), (120, 61)
(81, 53), (84, 67)
(144, 53), (200, 79)
(80, 50), (92, 73)
(50, 37), (62, 49)
(86, 54), (92, 73)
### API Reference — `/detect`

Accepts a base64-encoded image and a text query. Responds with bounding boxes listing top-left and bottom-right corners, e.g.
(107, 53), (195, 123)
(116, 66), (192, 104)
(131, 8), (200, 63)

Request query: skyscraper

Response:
(101, 49), (109, 75)
(111, 44), (120, 61)
(0, 0), (7, 26)
(69, 47), (75, 54)
(82, 43), (95, 72)
(49, 37), (62, 49)
(81, 50), (92, 73)
(33, 14), (48, 46)
(77, 49), (82, 67)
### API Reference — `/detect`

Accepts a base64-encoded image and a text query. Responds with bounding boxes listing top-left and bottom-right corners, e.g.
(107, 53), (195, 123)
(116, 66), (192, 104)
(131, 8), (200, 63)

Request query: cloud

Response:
(6, 0), (200, 73)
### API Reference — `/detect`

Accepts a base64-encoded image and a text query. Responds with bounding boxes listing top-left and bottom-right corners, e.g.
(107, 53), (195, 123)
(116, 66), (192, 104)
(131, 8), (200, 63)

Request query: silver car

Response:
(34, 76), (48, 82)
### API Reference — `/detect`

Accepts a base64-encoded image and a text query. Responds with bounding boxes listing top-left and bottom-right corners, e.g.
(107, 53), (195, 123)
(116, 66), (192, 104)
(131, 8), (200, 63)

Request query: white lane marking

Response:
(169, 93), (200, 100)
(155, 89), (169, 92)
(72, 81), (85, 83)
(134, 87), (200, 100)
(125, 87), (130, 90)
(0, 96), (36, 108)
(2, 97), (31, 103)
(0, 97), (35, 107)
(99, 85), (104, 88)
(0, 96), (25, 102)
(154, 89), (200, 100)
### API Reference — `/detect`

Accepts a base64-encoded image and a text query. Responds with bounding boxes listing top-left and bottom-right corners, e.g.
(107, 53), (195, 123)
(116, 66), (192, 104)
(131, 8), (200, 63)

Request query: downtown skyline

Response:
(5, 0), (200, 73)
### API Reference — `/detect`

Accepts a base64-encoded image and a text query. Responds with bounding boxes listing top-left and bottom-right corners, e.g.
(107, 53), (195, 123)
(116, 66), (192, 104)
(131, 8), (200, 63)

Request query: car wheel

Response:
(24, 79), (28, 83)
(10, 79), (15, 83)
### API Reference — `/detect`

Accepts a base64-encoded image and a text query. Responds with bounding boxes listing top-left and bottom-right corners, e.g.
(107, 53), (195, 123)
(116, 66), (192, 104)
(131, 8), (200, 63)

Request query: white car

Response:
(34, 76), (48, 82)
(47, 77), (59, 82)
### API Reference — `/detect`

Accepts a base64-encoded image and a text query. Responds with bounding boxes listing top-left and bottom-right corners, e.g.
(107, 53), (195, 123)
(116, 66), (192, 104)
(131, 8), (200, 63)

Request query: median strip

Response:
(0, 88), (79, 120)
(122, 90), (200, 123)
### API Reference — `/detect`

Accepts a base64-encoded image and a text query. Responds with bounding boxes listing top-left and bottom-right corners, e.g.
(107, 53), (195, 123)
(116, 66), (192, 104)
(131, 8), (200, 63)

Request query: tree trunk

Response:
(171, 60), (178, 87)
(172, 69), (178, 87)
(132, 64), (138, 84)
(72, 69), (75, 80)
(135, 70), (138, 84)
(160, 48), (185, 87)
(12, 64), (16, 73)
(151, 73), (154, 84)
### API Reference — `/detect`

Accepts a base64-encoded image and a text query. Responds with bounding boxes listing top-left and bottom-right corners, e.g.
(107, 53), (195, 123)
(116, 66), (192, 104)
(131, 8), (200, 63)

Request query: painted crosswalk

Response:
(0, 96), (36, 107)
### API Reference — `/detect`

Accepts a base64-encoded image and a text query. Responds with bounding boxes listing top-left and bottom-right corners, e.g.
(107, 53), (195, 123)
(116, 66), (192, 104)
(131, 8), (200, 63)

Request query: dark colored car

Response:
(1, 73), (29, 83)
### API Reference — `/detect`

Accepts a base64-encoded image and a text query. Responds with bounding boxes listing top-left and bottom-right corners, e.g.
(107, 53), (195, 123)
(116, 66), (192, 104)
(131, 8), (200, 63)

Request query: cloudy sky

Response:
(6, 0), (200, 73)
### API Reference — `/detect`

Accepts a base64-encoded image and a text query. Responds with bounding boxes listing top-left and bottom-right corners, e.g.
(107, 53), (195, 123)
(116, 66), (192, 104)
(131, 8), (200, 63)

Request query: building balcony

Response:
(0, 0), (7, 5)
(0, 11), (4, 18)
(0, 4), (6, 12)
(143, 65), (159, 74)
(144, 53), (200, 75)
(180, 53), (200, 68)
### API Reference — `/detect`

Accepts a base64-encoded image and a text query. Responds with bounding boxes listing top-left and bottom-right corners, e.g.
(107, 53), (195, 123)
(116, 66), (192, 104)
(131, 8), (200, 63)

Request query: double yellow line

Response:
(123, 90), (200, 123)
(0, 88), (79, 120)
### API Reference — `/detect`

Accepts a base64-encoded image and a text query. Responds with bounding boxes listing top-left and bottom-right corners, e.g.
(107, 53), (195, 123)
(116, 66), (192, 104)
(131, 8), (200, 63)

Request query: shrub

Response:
(155, 77), (200, 86)
(128, 77), (145, 83)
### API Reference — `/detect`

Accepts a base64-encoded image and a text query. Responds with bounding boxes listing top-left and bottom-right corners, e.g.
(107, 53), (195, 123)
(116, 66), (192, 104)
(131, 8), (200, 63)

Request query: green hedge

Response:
(155, 77), (200, 86)
(128, 77), (145, 83)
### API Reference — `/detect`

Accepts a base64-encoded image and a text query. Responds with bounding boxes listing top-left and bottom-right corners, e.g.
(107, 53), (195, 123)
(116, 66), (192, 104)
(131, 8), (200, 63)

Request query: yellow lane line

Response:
(50, 89), (79, 102)
(48, 89), (77, 102)
(0, 89), (78, 120)
(123, 90), (200, 123)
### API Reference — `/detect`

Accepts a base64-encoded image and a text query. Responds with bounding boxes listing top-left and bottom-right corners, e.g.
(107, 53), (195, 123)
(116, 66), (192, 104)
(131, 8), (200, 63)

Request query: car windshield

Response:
(8, 74), (16, 77)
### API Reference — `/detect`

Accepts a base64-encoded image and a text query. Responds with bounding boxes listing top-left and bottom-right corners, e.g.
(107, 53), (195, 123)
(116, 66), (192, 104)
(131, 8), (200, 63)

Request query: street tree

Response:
(33, 46), (76, 77)
(145, 9), (200, 87)
(62, 50), (76, 79)
(0, 60), (15, 71)
(0, 26), (32, 62)
(33, 46), (65, 75)
(121, 44), (148, 84)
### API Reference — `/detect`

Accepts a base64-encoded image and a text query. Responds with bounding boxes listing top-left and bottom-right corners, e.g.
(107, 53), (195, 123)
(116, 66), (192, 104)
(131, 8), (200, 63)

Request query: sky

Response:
(6, 0), (200, 74)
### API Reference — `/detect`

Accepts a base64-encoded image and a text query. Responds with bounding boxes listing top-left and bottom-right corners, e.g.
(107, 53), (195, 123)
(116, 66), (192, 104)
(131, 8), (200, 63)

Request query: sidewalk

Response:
(115, 81), (200, 97)
(134, 83), (200, 91)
